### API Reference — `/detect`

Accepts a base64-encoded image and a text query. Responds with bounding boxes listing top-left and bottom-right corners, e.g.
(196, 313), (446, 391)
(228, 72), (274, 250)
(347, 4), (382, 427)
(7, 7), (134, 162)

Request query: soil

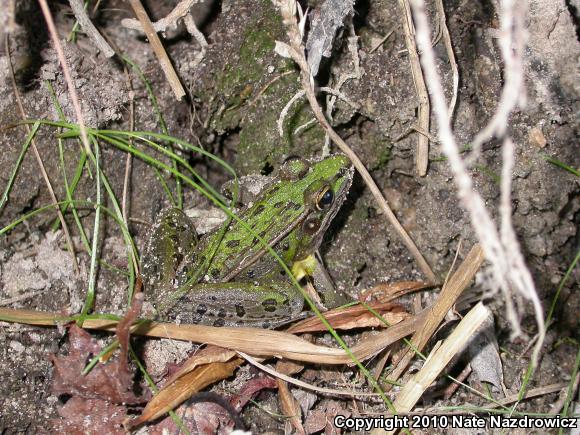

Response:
(0, 0), (578, 433)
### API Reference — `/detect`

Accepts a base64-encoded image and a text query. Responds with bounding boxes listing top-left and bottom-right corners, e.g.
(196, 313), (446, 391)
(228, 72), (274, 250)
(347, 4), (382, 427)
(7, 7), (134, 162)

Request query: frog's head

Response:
(279, 155), (354, 260)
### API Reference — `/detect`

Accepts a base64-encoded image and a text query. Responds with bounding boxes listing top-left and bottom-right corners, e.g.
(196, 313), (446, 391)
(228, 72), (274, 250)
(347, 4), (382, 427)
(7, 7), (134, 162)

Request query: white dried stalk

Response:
(467, 0), (527, 165)
(409, 0), (544, 364)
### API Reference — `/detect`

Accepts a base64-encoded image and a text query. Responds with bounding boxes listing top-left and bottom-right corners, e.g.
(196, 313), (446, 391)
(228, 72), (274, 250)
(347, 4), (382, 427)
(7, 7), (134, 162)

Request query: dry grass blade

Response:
(371, 303), (490, 435)
(398, 0), (430, 176)
(5, 35), (79, 273)
(286, 302), (410, 333)
(0, 307), (419, 364)
(128, 357), (243, 428)
(388, 244), (485, 384)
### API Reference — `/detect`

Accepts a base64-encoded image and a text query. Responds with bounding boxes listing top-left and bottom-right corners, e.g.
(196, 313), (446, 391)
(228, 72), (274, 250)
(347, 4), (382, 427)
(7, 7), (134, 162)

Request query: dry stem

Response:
(5, 35), (79, 273)
(398, 0), (430, 176)
(67, 0), (114, 57)
(127, 0), (186, 100)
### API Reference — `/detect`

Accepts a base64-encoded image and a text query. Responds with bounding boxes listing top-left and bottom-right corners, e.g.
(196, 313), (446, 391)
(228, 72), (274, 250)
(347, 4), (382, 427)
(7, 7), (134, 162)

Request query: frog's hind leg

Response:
(141, 208), (198, 295)
(160, 281), (304, 328)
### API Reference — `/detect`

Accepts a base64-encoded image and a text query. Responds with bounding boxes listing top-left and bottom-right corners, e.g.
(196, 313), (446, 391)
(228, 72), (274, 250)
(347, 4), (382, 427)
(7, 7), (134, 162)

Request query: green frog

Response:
(141, 155), (353, 328)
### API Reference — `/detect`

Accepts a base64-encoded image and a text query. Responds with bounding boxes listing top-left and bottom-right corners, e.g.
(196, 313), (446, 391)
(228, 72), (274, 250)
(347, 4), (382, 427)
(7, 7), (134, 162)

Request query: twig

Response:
(121, 60), (135, 224)
(434, 0), (458, 117)
(121, 0), (201, 34)
(5, 35), (79, 273)
(277, 0), (437, 284)
(127, 0), (186, 100)
(398, 0), (430, 176)
(369, 30), (394, 53)
(67, 0), (114, 57)
(238, 351), (381, 397)
(408, 0), (544, 366)
(323, 21), (361, 156)
(38, 0), (92, 157)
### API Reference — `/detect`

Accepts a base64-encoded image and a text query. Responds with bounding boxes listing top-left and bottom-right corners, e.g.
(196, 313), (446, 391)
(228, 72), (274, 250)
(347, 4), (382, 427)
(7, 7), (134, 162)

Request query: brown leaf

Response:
(50, 397), (128, 435)
(50, 325), (143, 405)
(149, 393), (245, 435)
(164, 344), (237, 387)
(286, 302), (410, 333)
(229, 375), (278, 411)
(130, 357), (244, 428)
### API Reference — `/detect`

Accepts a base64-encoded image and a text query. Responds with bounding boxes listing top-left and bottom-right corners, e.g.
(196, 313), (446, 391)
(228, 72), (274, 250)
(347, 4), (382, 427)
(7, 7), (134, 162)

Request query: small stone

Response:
(529, 127), (547, 148)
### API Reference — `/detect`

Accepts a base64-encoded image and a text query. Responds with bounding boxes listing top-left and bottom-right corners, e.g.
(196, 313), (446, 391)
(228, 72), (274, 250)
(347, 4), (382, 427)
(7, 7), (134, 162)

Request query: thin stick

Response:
(5, 35), (79, 273)
(67, 0), (114, 57)
(238, 351), (381, 397)
(38, 0), (92, 157)
(127, 0), (186, 100)
(435, 0), (459, 117)
(398, 0), (430, 176)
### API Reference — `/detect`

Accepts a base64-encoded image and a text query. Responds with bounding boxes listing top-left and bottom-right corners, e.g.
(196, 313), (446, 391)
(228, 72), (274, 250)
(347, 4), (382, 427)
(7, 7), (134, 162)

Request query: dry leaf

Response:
(50, 325), (143, 405)
(130, 357), (243, 427)
(50, 397), (128, 434)
(164, 345), (238, 386)
(286, 302), (409, 333)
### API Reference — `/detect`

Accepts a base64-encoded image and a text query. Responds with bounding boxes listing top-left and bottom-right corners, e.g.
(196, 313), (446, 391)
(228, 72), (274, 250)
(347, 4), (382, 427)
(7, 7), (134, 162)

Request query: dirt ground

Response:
(0, 0), (578, 433)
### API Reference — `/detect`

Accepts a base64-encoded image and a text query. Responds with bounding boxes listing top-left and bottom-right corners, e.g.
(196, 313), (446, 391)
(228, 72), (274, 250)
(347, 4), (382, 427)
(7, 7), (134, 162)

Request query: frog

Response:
(141, 154), (354, 328)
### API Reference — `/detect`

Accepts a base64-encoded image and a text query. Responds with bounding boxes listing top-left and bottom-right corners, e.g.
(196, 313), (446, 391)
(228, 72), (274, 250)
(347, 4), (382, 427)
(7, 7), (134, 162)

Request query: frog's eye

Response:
(315, 187), (334, 210)
(302, 217), (321, 235)
(280, 156), (310, 180)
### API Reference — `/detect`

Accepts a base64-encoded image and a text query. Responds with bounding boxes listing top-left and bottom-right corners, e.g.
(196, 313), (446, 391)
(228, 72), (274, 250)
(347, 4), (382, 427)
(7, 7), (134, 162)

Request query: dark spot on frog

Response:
(169, 233), (180, 245)
(213, 318), (226, 327)
(261, 321), (271, 329)
(247, 269), (256, 279)
(217, 308), (227, 318)
(286, 201), (300, 211)
(262, 299), (278, 313)
(226, 239), (240, 248)
(274, 201), (284, 208)
(258, 230), (266, 239)
(235, 304), (246, 318)
(197, 304), (208, 315)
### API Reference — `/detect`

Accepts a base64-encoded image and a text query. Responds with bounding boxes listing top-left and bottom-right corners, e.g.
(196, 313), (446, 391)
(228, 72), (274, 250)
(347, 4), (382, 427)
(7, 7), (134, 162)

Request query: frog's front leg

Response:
(141, 208), (198, 306)
(158, 280), (304, 328)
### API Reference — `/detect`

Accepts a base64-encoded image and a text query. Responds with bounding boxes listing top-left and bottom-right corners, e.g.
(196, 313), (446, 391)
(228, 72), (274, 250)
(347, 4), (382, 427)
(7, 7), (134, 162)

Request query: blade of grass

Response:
(0, 121), (40, 211)
(79, 138), (102, 323)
